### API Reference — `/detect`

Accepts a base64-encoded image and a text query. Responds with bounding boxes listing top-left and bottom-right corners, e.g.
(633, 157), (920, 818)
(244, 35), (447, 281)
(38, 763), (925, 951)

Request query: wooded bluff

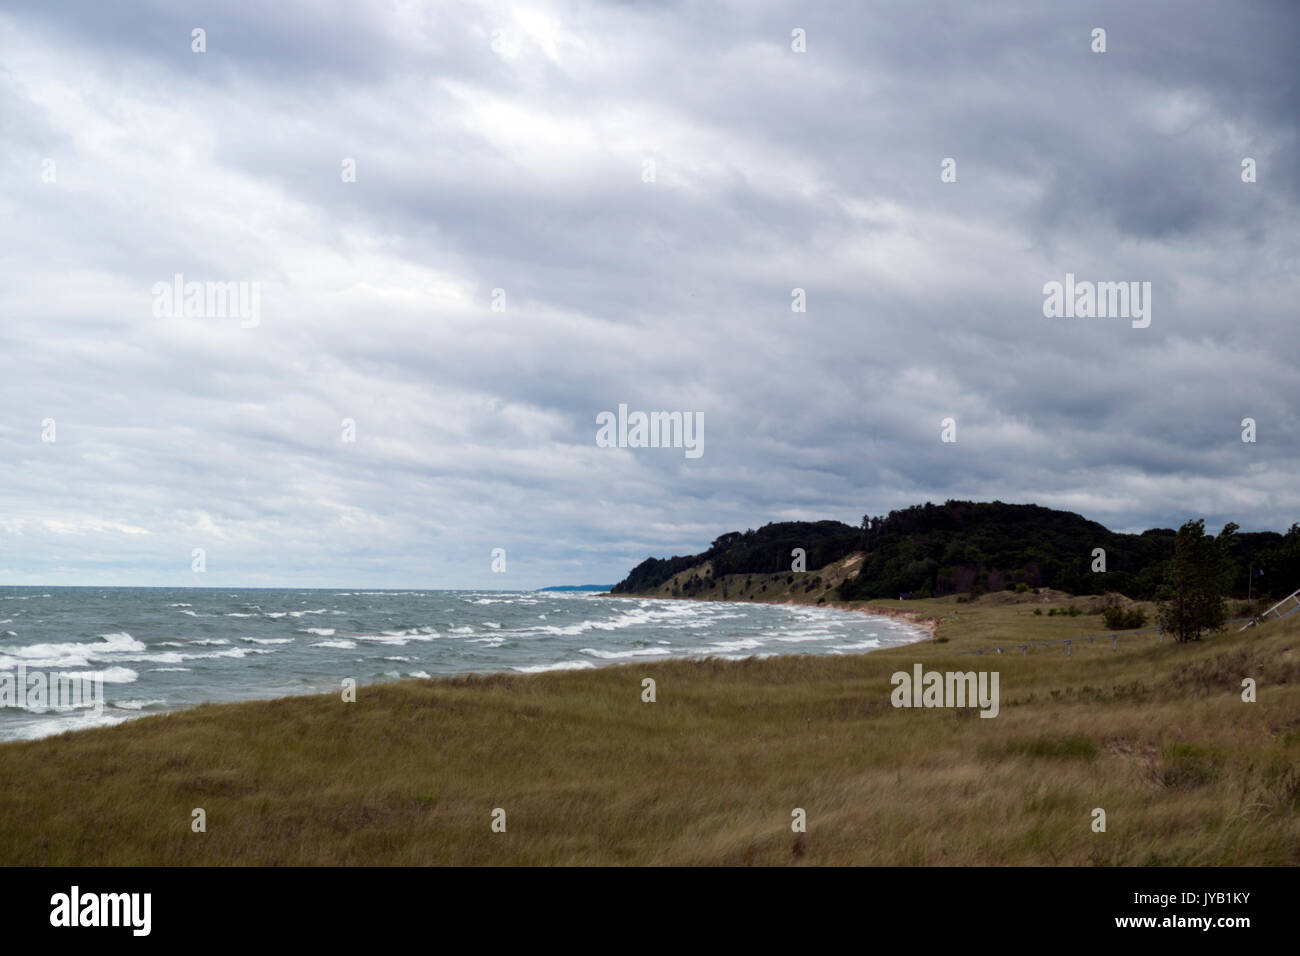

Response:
(611, 501), (1300, 601)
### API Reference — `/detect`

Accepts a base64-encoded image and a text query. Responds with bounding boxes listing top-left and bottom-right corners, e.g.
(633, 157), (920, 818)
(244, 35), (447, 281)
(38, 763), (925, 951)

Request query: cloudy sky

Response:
(1, 1), (1297, 588)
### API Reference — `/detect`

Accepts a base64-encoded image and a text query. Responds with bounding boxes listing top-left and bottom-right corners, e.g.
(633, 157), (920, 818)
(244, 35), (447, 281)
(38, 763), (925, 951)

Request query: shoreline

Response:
(786, 599), (941, 640)
(607, 591), (942, 642)
(1, 594), (932, 745)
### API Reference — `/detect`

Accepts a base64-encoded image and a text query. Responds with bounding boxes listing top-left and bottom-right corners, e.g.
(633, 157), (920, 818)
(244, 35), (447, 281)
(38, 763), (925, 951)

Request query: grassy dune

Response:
(0, 592), (1297, 865)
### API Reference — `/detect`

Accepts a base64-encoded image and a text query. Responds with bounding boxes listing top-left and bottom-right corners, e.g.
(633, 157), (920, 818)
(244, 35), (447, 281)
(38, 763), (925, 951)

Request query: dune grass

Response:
(0, 592), (1296, 865)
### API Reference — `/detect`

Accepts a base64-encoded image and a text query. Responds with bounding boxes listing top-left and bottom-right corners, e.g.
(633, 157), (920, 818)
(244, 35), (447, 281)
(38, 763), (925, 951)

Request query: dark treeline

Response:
(611, 500), (1300, 601)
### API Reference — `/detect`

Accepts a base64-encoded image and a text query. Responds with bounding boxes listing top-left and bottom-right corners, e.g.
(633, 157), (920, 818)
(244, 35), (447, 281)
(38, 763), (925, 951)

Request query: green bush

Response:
(1155, 744), (1222, 789)
(1232, 599), (1266, 618)
(1101, 606), (1148, 630)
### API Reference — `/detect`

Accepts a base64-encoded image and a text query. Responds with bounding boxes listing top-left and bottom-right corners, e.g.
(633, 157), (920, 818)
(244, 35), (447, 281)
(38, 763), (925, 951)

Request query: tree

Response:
(1156, 520), (1236, 642)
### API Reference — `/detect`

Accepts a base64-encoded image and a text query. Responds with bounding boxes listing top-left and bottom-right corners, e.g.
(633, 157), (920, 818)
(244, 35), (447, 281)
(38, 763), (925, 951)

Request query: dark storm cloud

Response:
(0, 0), (1296, 587)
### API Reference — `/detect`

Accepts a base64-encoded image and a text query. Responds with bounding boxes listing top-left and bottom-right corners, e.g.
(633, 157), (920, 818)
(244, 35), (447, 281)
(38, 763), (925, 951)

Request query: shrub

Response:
(1232, 599), (1267, 618)
(1102, 606), (1148, 630)
(1153, 744), (1221, 789)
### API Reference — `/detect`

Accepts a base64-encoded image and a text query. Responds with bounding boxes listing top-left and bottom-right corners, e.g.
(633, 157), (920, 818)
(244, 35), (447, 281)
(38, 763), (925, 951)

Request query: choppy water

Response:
(0, 587), (926, 741)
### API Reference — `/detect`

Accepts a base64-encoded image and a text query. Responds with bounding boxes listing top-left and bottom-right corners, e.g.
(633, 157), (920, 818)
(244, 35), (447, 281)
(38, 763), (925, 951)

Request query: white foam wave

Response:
(112, 699), (167, 711)
(353, 631), (436, 646)
(0, 632), (146, 670)
(579, 646), (672, 659)
(707, 638), (765, 652)
(2, 712), (131, 741)
(512, 660), (596, 673)
(63, 666), (138, 683)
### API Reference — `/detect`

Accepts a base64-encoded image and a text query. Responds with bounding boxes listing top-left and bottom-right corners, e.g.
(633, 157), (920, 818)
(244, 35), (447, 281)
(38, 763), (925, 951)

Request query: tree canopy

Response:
(611, 501), (1298, 601)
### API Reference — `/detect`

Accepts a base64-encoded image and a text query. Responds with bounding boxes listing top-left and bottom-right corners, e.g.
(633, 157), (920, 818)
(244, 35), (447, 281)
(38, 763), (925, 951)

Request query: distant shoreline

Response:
(608, 590), (941, 641)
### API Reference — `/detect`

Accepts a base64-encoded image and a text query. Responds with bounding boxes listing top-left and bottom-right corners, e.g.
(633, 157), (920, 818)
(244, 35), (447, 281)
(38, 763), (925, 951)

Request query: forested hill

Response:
(610, 501), (1300, 601)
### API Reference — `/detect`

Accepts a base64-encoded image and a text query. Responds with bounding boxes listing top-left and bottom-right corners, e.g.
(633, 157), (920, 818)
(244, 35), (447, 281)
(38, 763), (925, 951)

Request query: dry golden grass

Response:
(0, 592), (1296, 865)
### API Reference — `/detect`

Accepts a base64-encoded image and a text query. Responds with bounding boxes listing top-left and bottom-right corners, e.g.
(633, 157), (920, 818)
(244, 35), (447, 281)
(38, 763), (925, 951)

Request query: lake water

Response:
(0, 587), (927, 741)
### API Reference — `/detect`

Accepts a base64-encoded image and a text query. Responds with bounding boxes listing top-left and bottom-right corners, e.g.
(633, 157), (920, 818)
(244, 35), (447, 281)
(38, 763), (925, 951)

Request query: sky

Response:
(1, 0), (1297, 589)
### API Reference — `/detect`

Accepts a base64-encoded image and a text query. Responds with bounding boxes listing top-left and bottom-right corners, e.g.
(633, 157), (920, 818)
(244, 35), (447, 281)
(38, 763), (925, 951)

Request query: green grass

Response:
(0, 591), (1296, 865)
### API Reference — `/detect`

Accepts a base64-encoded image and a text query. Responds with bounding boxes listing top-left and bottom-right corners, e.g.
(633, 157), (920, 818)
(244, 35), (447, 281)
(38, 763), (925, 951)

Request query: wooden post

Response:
(1112, 634), (1117, 652)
